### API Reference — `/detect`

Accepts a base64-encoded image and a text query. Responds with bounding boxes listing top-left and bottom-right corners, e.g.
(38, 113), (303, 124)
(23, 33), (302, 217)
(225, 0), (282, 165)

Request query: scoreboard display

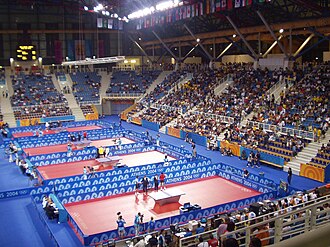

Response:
(16, 45), (37, 61)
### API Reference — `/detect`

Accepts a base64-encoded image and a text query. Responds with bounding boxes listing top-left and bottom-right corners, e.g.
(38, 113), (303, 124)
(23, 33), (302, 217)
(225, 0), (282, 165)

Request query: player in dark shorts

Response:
(159, 172), (166, 190)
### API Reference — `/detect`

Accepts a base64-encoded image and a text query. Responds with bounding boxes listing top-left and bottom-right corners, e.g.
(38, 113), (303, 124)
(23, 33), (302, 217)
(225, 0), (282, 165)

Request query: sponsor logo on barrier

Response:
(167, 177), (182, 183)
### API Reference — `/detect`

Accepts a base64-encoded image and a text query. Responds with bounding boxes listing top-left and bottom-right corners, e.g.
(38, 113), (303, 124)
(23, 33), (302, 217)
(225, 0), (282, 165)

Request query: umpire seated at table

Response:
(43, 196), (59, 220)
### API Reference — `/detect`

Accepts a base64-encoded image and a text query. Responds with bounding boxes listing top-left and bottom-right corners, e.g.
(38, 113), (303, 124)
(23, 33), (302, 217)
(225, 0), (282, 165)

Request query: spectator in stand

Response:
(196, 223), (205, 234)
(134, 237), (146, 247)
(207, 233), (218, 247)
(197, 236), (209, 247)
(254, 223), (270, 246)
(222, 238), (239, 247)
(249, 237), (262, 247)
(217, 217), (230, 239)
(148, 233), (158, 247)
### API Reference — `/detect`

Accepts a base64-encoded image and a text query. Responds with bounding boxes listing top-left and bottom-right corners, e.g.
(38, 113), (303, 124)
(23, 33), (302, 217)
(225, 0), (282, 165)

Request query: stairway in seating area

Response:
(143, 70), (173, 96)
(284, 131), (330, 175)
(99, 71), (112, 98)
(64, 93), (85, 121)
(1, 69), (16, 127)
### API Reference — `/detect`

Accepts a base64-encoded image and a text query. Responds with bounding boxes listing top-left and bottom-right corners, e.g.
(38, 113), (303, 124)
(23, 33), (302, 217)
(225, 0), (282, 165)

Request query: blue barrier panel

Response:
(0, 188), (32, 199)
(141, 120), (160, 132)
(49, 193), (67, 223)
(188, 132), (207, 146)
(240, 146), (285, 167)
(216, 163), (276, 189)
(217, 170), (274, 193)
(40, 115), (75, 123)
(180, 130), (186, 140)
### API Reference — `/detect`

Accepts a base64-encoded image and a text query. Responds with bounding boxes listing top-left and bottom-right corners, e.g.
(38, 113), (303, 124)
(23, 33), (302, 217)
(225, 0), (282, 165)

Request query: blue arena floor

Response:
(0, 115), (325, 247)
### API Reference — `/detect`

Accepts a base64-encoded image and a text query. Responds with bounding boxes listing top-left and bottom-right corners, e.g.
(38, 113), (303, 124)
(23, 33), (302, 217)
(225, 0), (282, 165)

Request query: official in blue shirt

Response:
(148, 216), (155, 233)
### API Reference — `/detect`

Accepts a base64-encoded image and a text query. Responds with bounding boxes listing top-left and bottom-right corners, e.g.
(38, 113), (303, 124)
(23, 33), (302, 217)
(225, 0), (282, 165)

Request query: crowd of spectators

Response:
(13, 105), (72, 120)
(107, 70), (161, 94)
(10, 73), (72, 120)
(252, 63), (329, 131)
(70, 72), (101, 102)
(227, 124), (309, 161)
(80, 105), (96, 117)
(11, 73), (66, 106)
(139, 68), (228, 127)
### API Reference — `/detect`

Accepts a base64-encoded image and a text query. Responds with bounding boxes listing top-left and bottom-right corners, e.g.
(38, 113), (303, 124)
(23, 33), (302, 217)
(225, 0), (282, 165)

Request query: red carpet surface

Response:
(65, 176), (261, 235)
(23, 137), (135, 156)
(36, 150), (176, 180)
(12, 125), (101, 138)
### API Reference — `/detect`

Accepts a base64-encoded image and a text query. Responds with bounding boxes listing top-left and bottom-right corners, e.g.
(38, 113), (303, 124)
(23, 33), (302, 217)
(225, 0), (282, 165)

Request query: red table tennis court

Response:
(65, 176), (261, 236)
(24, 137), (134, 156)
(12, 125), (101, 138)
(37, 150), (176, 180)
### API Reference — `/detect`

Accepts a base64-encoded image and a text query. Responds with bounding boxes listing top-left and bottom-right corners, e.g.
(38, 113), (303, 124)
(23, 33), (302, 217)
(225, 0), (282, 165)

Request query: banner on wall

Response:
(167, 127), (181, 139)
(300, 163), (325, 182)
(54, 40), (62, 64)
(67, 40), (75, 60)
(220, 141), (240, 156)
(75, 40), (85, 61)
(98, 40), (104, 58)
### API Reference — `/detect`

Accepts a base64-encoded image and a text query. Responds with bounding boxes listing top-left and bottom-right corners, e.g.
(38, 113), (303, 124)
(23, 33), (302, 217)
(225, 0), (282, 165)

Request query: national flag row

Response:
(136, 0), (272, 30)
(97, 18), (124, 30)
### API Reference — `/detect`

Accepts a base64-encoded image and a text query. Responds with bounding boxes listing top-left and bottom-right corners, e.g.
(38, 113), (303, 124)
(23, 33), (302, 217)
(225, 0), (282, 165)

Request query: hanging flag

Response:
(118, 20), (123, 30)
(234, 0), (241, 7)
(195, 3), (199, 16)
(227, 0), (233, 9)
(215, 0), (221, 11)
(191, 4), (195, 17)
(179, 7), (183, 19)
(206, 0), (210, 14)
(108, 19), (113, 29)
(210, 0), (215, 13)
(242, 0), (252, 6)
(102, 19), (107, 28)
(220, 0), (227, 10)
(175, 8), (180, 20)
(182, 6), (187, 19)
(199, 2), (204, 15)
(136, 19), (142, 30)
(97, 18), (103, 28)
(187, 5), (191, 17)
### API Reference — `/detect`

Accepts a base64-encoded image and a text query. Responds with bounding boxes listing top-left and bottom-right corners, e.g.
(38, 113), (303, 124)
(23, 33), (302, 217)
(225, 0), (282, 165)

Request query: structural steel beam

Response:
(226, 16), (258, 59)
(141, 17), (330, 47)
(183, 24), (213, 61)
(128, 36), (154, 63)
(143, 27), (330, 51)
(293, 34), (315, 57)
(294, 36), (328, 59)
(224, 37), (252, 56)
(182, 44), (199, 61)
(152, 31), (179, 61)
(256, 11), (288, 58)
(262, 35), (283, 58)
(308, 28), (330, 41)
(216, 43), (233, 60)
